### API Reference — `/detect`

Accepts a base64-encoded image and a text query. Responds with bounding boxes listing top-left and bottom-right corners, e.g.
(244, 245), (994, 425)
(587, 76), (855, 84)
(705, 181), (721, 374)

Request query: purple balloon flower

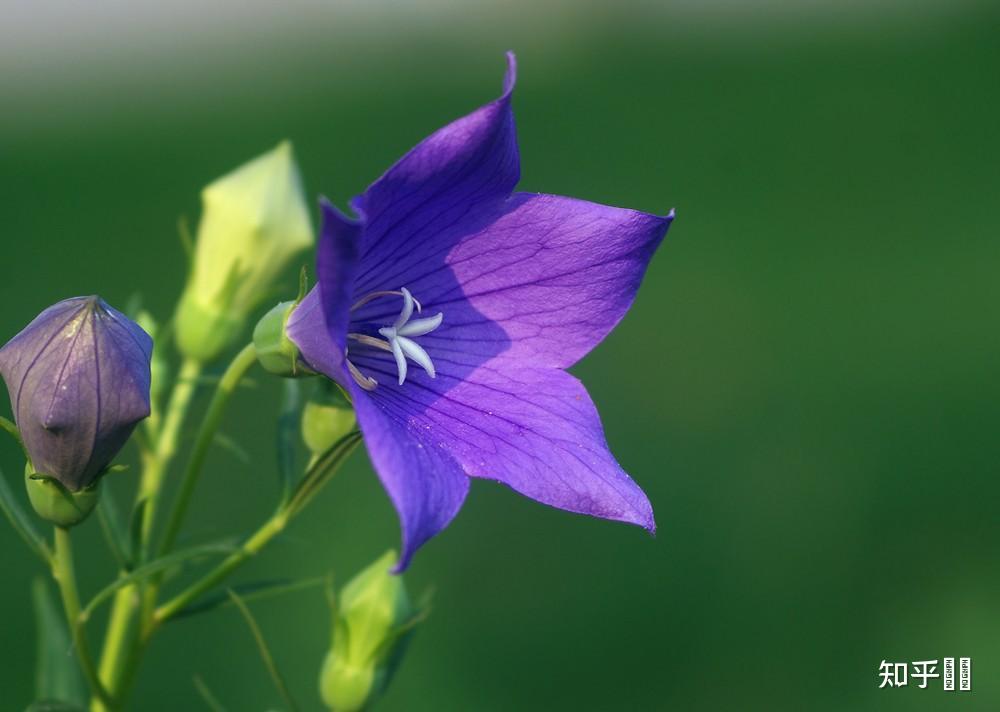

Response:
(288, 54), (673, 569)
(0, 296), (152, 491)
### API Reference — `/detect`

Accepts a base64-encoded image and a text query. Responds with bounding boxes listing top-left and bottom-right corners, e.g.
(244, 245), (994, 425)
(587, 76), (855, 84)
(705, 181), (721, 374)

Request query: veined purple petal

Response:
(351, 353), (654, 536)
(287, 200), (362, 385)
(425, 194), (672, 369)
(0, 297), (152, 491)
(351, 52), (519, 300)
(350, 390), (470, 571)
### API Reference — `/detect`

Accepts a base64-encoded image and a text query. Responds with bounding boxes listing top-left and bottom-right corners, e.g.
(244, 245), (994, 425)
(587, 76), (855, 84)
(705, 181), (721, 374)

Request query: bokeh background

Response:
(2, 1), (998, 710)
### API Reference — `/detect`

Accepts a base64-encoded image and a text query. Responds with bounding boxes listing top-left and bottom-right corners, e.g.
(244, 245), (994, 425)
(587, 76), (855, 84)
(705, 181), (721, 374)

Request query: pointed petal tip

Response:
(643, 513), (658, 536)
(502, 51), (517, 97)
(318, 196), (364, 229)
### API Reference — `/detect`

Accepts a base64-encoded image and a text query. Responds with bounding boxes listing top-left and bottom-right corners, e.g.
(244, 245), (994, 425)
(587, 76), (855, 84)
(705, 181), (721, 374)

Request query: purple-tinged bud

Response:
(0, 297), (152, 493)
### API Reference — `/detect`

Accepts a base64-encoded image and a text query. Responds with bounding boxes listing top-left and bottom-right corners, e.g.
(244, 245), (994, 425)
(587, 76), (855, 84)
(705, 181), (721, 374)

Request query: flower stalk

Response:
(154, 430), (361, 625)
(52, 526), (115, 709)
(158, 343), (259, 557)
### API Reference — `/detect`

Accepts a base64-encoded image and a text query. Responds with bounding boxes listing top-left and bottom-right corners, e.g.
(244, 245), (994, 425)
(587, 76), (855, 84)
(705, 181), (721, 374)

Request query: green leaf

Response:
(0, 466), (50, 563)
(276, 380), (301, 503)
(212, 432), (252, 465)
(178, 214), (195, 268)
(192, 675), (227, 712)
(24, 702), (87, 712)
(0, 415), (29, 459)
(128, 497), (148, 564)
(227, 589), (299, 712)
(80, 541), (237, 623)
(95, 489), (130, 570)
(286, 431), (362, 519)
(295, 265), (309, 304)
(32, 578), (86, 706)
(173, 576), (326, 620)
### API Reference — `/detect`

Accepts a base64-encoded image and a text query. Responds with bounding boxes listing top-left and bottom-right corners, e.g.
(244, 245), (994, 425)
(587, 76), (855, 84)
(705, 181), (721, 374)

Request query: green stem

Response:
(154, 431), (360, 625)
(93, 358), (202, 711)
(153, 510), (289, 626)
(158, 343), (257, 557)
(139, 358), (203, 557)
(52, 527), (115, 709)
(91, 587), (137, 712)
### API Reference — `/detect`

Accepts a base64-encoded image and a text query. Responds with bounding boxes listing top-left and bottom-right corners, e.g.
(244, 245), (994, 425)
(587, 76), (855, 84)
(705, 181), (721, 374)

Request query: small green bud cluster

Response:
(319, 551), (425, 712)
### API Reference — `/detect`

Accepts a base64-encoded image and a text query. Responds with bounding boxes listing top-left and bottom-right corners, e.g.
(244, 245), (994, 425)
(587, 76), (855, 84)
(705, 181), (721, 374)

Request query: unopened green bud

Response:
(175, 141), (313, 363)
(319, 551), (423, 712)
(253, 301), (311, 377)
(302, 383), (356, 456)
(24, 463), (100, 528)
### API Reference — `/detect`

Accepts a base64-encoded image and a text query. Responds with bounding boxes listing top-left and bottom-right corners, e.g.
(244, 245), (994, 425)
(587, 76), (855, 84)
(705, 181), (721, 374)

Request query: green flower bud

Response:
(302, 382), (356, 457)
(24, 463), (100, 528)
(175, 141), (313, 363)
(253, 301), (306, 377)
(319, 551), (423, 712)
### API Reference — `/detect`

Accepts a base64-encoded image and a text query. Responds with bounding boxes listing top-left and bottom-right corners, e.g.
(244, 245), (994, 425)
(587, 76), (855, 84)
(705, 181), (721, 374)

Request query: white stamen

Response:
(345, 286), (443, 389)
(396, 313), (443, 338)
(347, 358), (377, 391)
(351, 290), (423, 314)
(397, 337), (435, 378)
(347, 333), (392, 352)
(393, 288), (416, 329)
(389, 338), (408, 385)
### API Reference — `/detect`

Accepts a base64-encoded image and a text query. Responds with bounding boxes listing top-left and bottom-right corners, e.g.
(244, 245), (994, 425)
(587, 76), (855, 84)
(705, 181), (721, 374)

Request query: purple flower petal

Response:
(286, 200), (362, 385)
(426, 193), (672, 369)
(351, 390), (470, 571)
(352, 356), (654, 536)
(351, 52), (519, 299)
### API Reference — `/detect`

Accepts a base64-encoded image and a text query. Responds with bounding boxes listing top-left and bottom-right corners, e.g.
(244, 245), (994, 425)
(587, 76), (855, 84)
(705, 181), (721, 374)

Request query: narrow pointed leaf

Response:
(276, 380), (301, 502)
(95, 491), (130, 570)
(192, 675), (227, 712)
(24, 702), (87, 712)
(213, 432), (252, 465)
(227, 589), (299, 712)
(128, 497), (148, 564)
(80, 541), (237, 622)
(32, 578), (86, 706)
(173, 576), (325, 620)
(0, 466), (50, 563)
(286, 431), (361, 519)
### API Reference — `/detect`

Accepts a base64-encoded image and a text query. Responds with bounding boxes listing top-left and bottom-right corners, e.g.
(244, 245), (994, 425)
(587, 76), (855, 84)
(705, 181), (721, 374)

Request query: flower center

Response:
(345, 288), (444, 390)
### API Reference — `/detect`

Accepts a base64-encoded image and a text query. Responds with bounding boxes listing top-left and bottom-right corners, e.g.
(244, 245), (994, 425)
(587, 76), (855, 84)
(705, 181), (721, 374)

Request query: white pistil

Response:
(345, 287), (444, 389)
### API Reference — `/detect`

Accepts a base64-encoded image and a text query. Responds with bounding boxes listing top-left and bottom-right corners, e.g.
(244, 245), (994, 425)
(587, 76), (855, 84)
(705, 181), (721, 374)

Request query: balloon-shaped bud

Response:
(175, 141), (314, 363)
(301, 382), (356, 457)
(319, 551), (424, 712)
(0, 297), (152, 492)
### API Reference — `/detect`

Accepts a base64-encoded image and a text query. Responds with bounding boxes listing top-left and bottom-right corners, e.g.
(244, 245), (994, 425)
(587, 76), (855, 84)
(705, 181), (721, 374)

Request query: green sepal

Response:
(253, 301), (315, 378)
(23, 466), (100, 529)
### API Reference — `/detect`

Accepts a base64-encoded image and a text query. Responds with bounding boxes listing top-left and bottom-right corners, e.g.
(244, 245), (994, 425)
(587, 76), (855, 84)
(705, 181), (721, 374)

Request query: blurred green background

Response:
(1, 1), (998, 710)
